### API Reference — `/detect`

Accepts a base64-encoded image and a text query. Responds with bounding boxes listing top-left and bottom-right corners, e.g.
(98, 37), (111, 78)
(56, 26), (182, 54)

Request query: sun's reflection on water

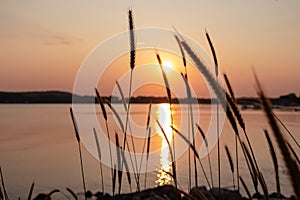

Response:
(155, 104), (174, 186)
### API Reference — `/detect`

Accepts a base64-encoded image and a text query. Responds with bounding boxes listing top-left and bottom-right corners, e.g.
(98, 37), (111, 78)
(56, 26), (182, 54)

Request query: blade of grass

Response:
(105, 100), (124, 133)
(45, 189), (59, 199)
(115, 133), (123, 194)
(0, 167), (8, 200)
(205, 29), (218, 77)
(254, 70), (300, 198)
(181, 72), (198, 188)
(272, 111), (300, 148)
(257, 171), (269, 200)
(116, 81), (127, 112)
(129, 9), (135, 70)
(121, 147), (132, 193)
(156, 120), (177, 188)
(70, 108), (80, 143)
(94, 88), (107, 121)
(138, 104), (152, 182)
(223, 73), (245, 131)
(66, 188), (78, 200)
(27, 182), (34, 200)
(171, 126), (198, 158)
(69, 108), (87, 200)
(223, 73), (244, 191)
(171, 126), (211, 189)
(286, 141), (300, 164)
(112, 164), (116, 196)
(155, 50), (177, 189)
(241, 142), (258, 193)
(264, 129), (280, 198)
(205, 30), (220, 192)
(145, 127), (151, 189)
(174, 35), (186, 68)
(176, 35), (191, 190)
(0, 184), (3, 200)
(115, 82), (139, 178)
(196, 124), (214, 187)
(239, 176), (252, 200)
(155, 50), (172, 104)
(93, 128), (104, 193)
(105, 99), (138, 188)
(123, 9), (139, 190)
(94, 89), (114, 194)
(225, 145), (235, 190)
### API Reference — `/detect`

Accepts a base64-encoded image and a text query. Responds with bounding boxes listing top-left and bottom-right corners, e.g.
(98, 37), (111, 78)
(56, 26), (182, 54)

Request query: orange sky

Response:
(0, 1), (299, 97)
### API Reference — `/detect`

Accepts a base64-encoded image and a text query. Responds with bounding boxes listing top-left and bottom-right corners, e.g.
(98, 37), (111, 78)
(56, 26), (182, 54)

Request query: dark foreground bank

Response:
(31, 185), (296, 200)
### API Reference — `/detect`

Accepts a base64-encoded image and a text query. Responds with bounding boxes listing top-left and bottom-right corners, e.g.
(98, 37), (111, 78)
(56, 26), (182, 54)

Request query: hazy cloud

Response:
(0, 12), (82, 46)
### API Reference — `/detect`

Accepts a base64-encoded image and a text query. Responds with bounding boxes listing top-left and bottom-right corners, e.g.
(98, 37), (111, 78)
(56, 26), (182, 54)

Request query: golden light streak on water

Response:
(155, 104), (175, 186)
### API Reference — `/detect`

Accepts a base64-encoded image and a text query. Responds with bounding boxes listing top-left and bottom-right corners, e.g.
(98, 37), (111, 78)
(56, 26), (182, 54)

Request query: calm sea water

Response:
(0, 104), (299, 199)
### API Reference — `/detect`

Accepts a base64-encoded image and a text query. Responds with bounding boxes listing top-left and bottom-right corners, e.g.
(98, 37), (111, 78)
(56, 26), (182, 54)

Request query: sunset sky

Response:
(0, 0), (299, 97)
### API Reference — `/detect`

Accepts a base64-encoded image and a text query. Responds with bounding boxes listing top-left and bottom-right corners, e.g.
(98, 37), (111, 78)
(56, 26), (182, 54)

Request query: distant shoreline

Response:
(0, 91), (299, 107)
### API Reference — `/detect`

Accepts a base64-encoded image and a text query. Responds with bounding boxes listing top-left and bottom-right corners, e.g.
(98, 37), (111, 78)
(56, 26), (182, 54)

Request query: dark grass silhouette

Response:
(69, 108), (87, 200)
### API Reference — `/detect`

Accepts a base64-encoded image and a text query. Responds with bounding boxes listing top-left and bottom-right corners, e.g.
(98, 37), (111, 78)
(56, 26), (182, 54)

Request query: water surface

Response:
(0, 104), (299, 199)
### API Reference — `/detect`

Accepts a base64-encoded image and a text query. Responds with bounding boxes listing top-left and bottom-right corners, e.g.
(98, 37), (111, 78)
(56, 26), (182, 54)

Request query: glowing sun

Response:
(162, 61), (173, 72)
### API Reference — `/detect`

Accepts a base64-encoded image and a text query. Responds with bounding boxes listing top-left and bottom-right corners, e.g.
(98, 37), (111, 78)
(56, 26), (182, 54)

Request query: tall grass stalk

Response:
(116, 81), (127, 112)
(241, 142), (258, 193)
(205, 30), (221, 193)
(66, 187), (78, 200)
(105, 99), (125, 133)
(224, 146), (235, 190)
(239, 176), (252, 200)
(174, 35), (187, 68)
(69, 108), (87, 200)
(0, 166), (9, 200)
(225, 74), (269, 198)
(225, 85), (260, 184)
(171, 126), (211, 189)
(105, 99), (137, 191)
(155, 50), (176, 188)
(44, 190), (59, 199)
(144, 127), (151, 189)
(223, 73), (246, 191)
(264, 129), (280, 198)
(181, 72), (198, 187)
(115, 133), (123, 194)
(0, 183), (3, 200)
(178, 33), (248, 191)
(257, 172), (269, 200)
(176, 35), (192, 190)
(156, 120), (177, 188)
(114, 84), (139, 185)
(122, 8), (140, 191)
(286, 142), (300, 164)
(254, 71), (300, 198)
(93, 128), (104, 193)
(112, 164), (117, 196)
(227, 91), (261, 192)
(272, 111), (300, 148)
(27, 182), (34, 200)
(94, 88), (114, 195)
(176, 33), (226, 108)
(186, 37), (271, 199)
(121, 146), (132, 193)
(205, 30), (218, 77)
(177, 32), (255, 193)
(196, 124), (213, 187)
(137, 104), (152, 184)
